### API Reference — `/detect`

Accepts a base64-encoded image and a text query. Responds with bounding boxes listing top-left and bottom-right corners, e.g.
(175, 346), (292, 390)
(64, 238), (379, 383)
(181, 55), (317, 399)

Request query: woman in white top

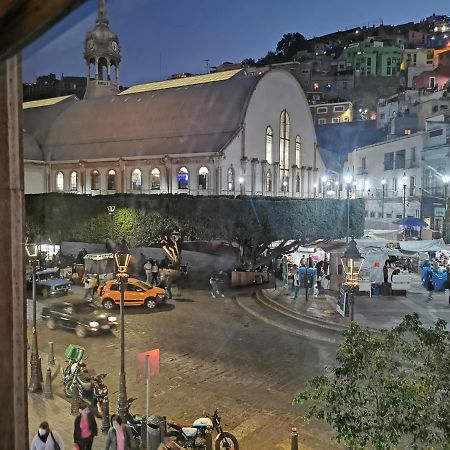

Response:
(31, 421), (64, 450)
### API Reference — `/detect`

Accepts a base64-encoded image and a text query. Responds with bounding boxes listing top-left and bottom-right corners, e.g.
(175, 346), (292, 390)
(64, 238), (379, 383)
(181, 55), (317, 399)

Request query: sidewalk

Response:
(262, 277), (450, 331)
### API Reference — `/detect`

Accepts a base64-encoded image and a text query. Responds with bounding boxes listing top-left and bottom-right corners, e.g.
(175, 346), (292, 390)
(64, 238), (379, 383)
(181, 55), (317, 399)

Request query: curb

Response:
(257, 290), (348, 332)
(235, 296), (340, 345)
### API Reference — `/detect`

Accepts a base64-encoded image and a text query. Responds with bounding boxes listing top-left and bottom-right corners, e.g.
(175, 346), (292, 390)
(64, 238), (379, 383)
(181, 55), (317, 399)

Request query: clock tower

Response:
(83, 0), (121, 99)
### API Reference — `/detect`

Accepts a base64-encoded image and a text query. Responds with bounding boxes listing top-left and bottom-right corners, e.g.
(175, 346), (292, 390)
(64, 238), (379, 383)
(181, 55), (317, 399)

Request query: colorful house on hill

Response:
(413, 65), (450, 90)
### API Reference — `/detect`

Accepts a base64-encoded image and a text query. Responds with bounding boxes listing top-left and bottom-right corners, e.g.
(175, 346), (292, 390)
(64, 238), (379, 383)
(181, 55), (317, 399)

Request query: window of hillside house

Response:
(317, 106), (327, 114)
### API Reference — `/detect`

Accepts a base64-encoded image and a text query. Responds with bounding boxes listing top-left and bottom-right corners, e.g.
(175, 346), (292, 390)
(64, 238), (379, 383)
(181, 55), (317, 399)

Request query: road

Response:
(31, 287), (341, 449)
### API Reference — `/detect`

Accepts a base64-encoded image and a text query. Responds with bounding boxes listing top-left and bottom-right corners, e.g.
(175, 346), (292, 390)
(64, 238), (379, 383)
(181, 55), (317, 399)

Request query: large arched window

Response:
(227, 166), (235, 192)
(91, 170), (100, 190)
(266, 170), (272, 193)
(177, 167), (189, 190)
(151, 168), (161, 190)
(265, 126), (273, 164)
(198, 166), (209, 190)
(295, 135), (301, 167)
(70, 171), (77, 191)
(131, 168), (142, 190)
(279, 110), (290, 191)
(107, 169), (116, 190)
(55, 171), (64, 192)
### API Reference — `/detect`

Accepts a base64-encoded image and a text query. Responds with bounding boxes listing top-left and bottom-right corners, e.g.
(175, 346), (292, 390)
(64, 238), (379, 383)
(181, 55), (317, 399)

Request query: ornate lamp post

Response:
(107, 205), (115, 241)
(381, 178), (386, 219)
(238, 176), (244, 196)
(321, 175), (327, 198)
(115, 240), (131, 419)
(442, 175), (449, 242)
(344, 171), (353, 245)
(26, 241), (42, 393)
(282, 180), (288, 197)
(341, 238), (364, 322)
(402, 172), (407, 240)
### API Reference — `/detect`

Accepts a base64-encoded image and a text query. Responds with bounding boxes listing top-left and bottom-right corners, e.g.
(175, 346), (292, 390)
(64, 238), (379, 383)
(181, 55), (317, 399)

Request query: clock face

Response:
(87, 39), (94, 50)
(112, 41), (119, 52)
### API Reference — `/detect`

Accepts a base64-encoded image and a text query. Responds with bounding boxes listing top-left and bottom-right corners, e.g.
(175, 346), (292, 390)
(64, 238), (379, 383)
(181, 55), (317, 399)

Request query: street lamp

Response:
(282, 180), (288, 196)
(238, 176), (244, 196)
(313, 183), (318, 198)
(107, 205), (115, 241)
(402, 172), (407, 240)
(341, 238), (364, 322)
(26, 241), (42, 393)
(344, 172), (353, 244)
(381, 178), (386, 219)
(115, 240), (131, 419)
(442, 175), (449, 242)
(321, 175), (327, 198)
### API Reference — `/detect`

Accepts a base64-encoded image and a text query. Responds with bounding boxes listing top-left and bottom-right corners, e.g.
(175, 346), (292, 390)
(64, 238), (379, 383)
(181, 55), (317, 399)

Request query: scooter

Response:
(167, 409), (239, 450)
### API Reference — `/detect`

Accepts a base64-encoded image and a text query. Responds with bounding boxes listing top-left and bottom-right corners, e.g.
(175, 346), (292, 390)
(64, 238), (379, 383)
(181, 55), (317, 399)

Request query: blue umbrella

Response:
(393, 217), (428, 228)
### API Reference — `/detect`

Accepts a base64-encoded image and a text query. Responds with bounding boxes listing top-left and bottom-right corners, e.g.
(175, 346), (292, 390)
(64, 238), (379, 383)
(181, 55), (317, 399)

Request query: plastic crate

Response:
(64, 344), (85, 361)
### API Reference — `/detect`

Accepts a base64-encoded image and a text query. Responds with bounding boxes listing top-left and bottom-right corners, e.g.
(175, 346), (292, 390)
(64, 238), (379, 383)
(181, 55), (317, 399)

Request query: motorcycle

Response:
(63, 360), (108, 418)
(167, 409), (239, 450)
(124, 397), (144, 441)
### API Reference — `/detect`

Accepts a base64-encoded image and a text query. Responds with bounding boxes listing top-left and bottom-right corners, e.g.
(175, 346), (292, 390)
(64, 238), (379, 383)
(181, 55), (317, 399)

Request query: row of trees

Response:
(26, 193), (364, 267)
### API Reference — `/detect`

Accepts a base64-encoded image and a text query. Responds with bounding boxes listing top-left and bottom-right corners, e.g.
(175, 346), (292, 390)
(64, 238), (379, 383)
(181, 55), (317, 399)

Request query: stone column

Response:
(240, 157), (248, 195)
(300, 167), (306, 197)
(119, 159), (126, 193)
(0, 55), (28, 449)
(115, 66), (120, 85)
(107, 61), (111, 81)
(163, 155), (171, 194)
(95, 57), (99, 80)
(291, 165), (298, 197)
(273, 162), (280, 196)
(251, 158), (258, 195)
(261, 160), (268, 196)
(307, 168), (312, 197)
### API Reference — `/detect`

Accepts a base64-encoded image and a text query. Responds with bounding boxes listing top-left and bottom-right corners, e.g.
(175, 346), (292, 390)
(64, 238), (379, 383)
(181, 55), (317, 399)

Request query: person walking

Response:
(425, 269), (434, 301)
(151, 259), (159, 285)
(292, 265), (300, 300)
(104, 415), (133, 450)
(144, 259), (152, 284)
(91, 274), (100, 299)
(165, 274), (173, 299)
(383, 264), (389, 283)
(31, 421), (64, 450)
(83, 275), (94, 302)
(73, 403), (98, 450)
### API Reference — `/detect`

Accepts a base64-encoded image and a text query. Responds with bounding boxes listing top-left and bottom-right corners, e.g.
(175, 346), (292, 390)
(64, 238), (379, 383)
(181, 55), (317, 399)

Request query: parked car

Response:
(26, 268), (72, 297)
(99, 278), (167, 310)
(41, 302), (118, 337)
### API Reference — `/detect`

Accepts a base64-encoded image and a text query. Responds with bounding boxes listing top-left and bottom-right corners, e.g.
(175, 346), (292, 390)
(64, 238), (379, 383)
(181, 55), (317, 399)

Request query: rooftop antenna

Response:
(204, 59), (210, 74)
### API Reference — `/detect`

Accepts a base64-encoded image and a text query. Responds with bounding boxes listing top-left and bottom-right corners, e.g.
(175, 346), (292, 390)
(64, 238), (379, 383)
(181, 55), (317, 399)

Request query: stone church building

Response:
(23, 0), (325, 197)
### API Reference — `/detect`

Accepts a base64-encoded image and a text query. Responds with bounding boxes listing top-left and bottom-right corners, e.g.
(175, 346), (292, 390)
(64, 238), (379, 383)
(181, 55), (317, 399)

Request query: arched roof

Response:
(24, 72), (263, 162)
(23, 132), (44, 161)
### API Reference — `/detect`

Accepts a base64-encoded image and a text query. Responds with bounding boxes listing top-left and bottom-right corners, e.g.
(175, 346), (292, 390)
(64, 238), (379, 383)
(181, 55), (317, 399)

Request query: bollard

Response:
(140, 416), (147, 450)
(291, 427), (298, 450)
(101, 398), (110, 434)
(43, 368), (53, 399)
(70, 384), (79, 416)
(48, 342), (55, 366)
(205, 429), (213, 450)
(38, 356), (43, 383)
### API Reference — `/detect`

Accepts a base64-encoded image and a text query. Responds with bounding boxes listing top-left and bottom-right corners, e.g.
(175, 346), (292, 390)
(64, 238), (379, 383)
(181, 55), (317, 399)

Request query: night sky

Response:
(23, 0), (439, 86)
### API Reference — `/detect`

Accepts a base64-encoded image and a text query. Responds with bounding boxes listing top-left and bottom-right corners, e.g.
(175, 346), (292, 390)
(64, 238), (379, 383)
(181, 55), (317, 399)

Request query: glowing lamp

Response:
(25, 242), (39, 260)
(341, 238), (364, 288)
(238, 177), (244, 184)
(402, 172), (407, 186)
(321, 175), (328, 183)
(107, 205), (116, 214)
(442, 175), (450, 184)
(381, 178), (386, 185)
(344, 172), (352, 185)
(115, 241), (130, 275)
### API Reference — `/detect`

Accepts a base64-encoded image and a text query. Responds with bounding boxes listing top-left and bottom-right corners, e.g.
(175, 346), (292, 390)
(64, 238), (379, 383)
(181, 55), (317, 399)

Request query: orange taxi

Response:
(99, 278), (167, 310)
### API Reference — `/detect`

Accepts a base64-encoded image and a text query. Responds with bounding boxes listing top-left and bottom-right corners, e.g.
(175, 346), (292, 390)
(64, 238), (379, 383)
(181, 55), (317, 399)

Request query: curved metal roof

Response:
(23, 132), (44, 161)
(24, 72), (263, 161)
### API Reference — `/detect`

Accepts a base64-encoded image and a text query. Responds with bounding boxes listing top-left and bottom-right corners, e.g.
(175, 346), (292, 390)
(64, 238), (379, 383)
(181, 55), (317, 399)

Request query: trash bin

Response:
(147, 415), (165, 450)
(64, 344), (85, 361)
(371, 284), (381, 296)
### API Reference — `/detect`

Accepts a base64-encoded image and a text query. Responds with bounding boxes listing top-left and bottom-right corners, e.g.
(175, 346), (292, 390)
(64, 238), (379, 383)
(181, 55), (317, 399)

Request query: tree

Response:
(276, 32), (309, 60)
(293, 314), (450, 449)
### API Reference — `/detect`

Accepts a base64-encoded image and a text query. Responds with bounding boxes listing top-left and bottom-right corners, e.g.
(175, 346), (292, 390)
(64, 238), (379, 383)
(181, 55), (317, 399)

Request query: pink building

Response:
(413, 65), (450, 90)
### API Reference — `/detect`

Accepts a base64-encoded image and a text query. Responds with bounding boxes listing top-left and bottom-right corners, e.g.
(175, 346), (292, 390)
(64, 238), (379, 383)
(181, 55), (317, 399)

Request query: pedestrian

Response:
(104, 415), (133, 450)
(165, 274), (173, 299)
(308, 255), (314, 268)
(160, 255), (170, 269)
(425, 269), (434, 301)
(446, 267), (450, 305)
(91, 274), (99, 299)
(73, 403), (98, 450)
(315, 259), (324, 277)
(151, 259), (159, 285)
(210, 271), (225, 298)
(144, 259), (152, 284)
(383, 264), (389, 283)
(299, 255), (306, 267)
(322, 257), (329, 276)
(31, 421), (64, 450)
(292, 265), (300, 300)
(83, 275), (94, 302)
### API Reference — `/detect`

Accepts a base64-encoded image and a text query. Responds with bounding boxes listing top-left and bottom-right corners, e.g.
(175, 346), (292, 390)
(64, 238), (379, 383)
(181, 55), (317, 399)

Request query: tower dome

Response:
(83, 0), (121, 99)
